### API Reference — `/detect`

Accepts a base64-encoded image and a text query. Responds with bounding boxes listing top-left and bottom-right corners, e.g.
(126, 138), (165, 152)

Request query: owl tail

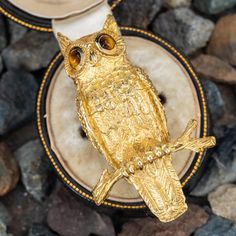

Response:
(129, 155), (188, 222)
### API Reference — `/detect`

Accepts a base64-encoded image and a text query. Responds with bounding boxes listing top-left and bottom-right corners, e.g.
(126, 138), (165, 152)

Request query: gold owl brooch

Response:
(57, 15), (216, 222)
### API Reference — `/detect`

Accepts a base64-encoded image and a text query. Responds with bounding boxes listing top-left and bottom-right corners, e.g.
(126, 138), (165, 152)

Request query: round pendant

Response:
(37, 28), (210, 214)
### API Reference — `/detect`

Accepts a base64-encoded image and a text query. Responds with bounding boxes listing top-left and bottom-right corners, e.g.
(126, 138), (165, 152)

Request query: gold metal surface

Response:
(37, 28), (210, 210)
(57, 15), (216, 222)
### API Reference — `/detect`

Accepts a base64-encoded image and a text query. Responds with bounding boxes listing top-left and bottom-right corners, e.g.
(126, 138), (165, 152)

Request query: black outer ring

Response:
(38, 29), (210, 215)
(0, 0), (52, 30)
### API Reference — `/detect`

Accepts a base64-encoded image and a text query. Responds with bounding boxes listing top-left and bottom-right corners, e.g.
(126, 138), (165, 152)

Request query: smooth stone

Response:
(208, 184), (236, 223)
(152, 8), (215, 55)
(1, 184), (50, 236)
(194, 215), (236, 236)
(0, 220), (9, 236)
(47, 186), (115, 236)
(112, 0), (162, 29)
(163, 0), (191, 8)
(2, 31), (59, 71)
(0, 203), (11, 226)
(0, 15), (7, 52)
(191, 125), (236, 196)
(192, 54), (236, 84)
(0, 142), (19, 196)
(200, 79), (225, 122)
(0, 70), (38, 135)
(207, 14), (236, 66)
(7, 20), (28, 44)
(5, 122), (39, 152)
(118, 204), (208, 236)
(0, 55), (3, 74)
(194, 0), (236, 15)
(216, 85), (236, 127)
(14, 139), (54, 201)
(28, 223), (57, 236)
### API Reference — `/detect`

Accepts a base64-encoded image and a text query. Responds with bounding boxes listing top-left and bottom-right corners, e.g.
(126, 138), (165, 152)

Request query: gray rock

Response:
(194, 0), (236, 15)
(0, 55), (3, 74)
(5, 122), (39, 152)
(0, 16), (7, 52)
(8, 20), (28, 44)
(47, 186), (115, 236)
(216, 85), (236, 127)
(14, 139), (53, 201)
(2, 31), (59, 71)
(208, 184), (236, 223)
(163, 0), (191, 8)
(152, 8), (215, 55)
(194, 215), (236, 236)
(1, 184), (50, 236)
(0, 220), (9, 236)
(200, 79), (225, 122)
(191, 126), (236, 196)
(113, 0), (162, 29)
(28, 224), (57, 236)
(0, 203), (11, 226)
(0, 70), (38, 135)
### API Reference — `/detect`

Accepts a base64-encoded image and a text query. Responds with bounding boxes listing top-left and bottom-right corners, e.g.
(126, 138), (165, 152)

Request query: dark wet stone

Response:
(2, 31), (59, 71)
(0, 55), (3, 74)
(200, 79), (225, 122)
(0, 142), (19, 196)
(119, 204), (208, 236)
(47, 185), (115, 236)
(7, 20), (28, 44)
(191, 125), (236, 196)
(112, 0), (162, 29)
(0, 203), (11, 226)
(216, 84), (236, 127)
(5, 122), (39, 152)
(0, 70), (38, 135)
(28, 223), (57, 236)
(1, 184), (50, 236)
(194, 0), (236, 15)
(194, 215), (236, 236)
(152, 8), (214, 55)
(14, 139), (54, 201)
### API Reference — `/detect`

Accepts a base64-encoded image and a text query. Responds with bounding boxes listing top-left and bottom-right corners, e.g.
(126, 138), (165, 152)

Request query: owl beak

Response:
(89, 50), (97, 65)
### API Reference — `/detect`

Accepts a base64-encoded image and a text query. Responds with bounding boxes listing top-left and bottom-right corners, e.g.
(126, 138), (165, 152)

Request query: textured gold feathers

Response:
(58, 15), (216, 222)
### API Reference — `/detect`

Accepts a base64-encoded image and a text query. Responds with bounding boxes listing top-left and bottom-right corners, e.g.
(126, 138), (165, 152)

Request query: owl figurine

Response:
(57, 15), (216, 222)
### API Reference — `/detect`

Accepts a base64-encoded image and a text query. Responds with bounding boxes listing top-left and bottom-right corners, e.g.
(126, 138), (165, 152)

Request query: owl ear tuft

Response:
(103, 15), (120, 36)
(57, 32), (71, 55)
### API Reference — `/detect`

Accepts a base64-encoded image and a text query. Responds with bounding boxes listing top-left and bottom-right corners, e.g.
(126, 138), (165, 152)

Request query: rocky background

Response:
(0, 0), (236, 235)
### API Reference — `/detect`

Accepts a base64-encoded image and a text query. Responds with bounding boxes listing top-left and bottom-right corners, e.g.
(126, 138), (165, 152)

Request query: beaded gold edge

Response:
(0, 6), (52, 32)
(36, 27), (208, 209)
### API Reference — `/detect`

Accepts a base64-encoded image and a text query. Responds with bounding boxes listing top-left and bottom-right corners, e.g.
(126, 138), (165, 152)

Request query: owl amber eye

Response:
(69, 47), (82, 69)
(96, 34), (116, 50)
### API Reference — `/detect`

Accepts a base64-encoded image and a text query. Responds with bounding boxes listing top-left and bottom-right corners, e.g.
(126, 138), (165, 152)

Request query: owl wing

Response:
(135, 67), (170, 142)
(128, 68), (187, 221)
(76, 98), (105, 154)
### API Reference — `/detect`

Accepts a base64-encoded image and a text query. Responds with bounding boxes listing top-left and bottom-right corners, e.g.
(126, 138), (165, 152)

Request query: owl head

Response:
(57, 15), (126, 80)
